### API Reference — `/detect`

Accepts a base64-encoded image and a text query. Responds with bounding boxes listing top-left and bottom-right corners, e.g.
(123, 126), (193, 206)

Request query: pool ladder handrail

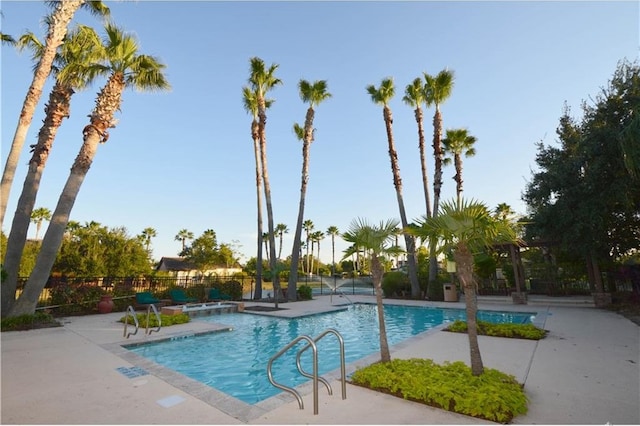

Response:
(267, 328), (347, 415)
(123, 304), (161, 339)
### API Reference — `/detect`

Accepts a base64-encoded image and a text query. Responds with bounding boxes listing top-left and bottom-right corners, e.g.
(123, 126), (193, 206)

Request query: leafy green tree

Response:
(343, 218), (403, 362)
(523, 60), (640, 296)
(1, 0), (109, 227)
(442, 128), (477, 207)
(182, 230), (219, 278)
(410, 199), (517, 375)
(8, 23), (170, 317)
(1, 25), (104, 315)
(288, 79), (331, 301)
(424, 69), (455, 289)
(403, 77), (432, 218)
(366, 77), (420, 298)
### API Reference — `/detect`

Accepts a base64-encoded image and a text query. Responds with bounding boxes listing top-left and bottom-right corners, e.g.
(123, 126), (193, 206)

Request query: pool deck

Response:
(2, 294), (638, 424)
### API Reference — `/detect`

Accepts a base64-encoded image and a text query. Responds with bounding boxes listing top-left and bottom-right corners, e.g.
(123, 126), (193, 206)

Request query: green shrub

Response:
(1, 311), (61, 331)
(298, 284), (313, 300)
(351, 358), (528, 423)
(382, 271), (410, 297)
(119, 312), (190, 327)
(446, 320), (547, 340)
(49, 281), (105, 315)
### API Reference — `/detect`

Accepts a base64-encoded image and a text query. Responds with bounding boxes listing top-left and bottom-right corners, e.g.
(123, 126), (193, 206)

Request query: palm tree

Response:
(139, 227), (157, 253)
(174, 229), (194, 252)
(288, 79), (332, 300)
(343, 217), (402, 362)
(248, 56), (282, 306)
(7, 23), (170, 317)
(424, 69), (455, 288)
(310, 230), (324, 276)
(242, 86), (273, 300)
(403, 77), (432, 218)
(302, 219), (315, 275)
(326, 225), (339, 277)
(0, 1), (109, 228)
(262, 232), (271, 263)
(442, 128), (477, 208)
(275, 223), (289, 261)
(1, 25), (104, 316)
(30, 207), (52, 240)
(409, 199), (517, 375)
(366, 78), (420, 298)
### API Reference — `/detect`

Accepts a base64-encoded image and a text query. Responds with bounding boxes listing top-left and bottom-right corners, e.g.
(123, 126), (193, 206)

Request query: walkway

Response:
(1, 295), (638, 424)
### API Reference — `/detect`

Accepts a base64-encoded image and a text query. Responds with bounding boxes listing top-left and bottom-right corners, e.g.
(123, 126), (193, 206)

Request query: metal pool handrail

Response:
(145, 304), (161, 335)
(123, 306), (139, 339)
(296, 328), (347, 401)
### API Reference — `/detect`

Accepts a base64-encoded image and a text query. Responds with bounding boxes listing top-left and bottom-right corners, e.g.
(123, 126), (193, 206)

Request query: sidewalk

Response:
(1, 295), (638, 424)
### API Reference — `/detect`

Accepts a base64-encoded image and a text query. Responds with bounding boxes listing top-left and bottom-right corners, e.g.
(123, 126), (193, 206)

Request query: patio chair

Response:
(208, 288), (232, 301)
(135, 291), (160, 306)
(169, 288), (197, 304)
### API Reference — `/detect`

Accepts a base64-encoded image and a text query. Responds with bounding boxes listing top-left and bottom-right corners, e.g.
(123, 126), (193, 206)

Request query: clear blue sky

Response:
(2, 1), (638, 265)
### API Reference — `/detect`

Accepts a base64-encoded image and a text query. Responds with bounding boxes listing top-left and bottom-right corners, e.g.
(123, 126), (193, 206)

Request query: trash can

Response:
(443, 283), (458, 302)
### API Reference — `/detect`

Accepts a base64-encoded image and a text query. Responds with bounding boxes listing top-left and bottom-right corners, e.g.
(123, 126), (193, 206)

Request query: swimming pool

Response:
(125, 303), (535, 404)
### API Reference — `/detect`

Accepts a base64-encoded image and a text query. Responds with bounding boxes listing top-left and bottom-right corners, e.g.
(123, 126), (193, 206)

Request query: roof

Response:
(156, 257), (197, 272)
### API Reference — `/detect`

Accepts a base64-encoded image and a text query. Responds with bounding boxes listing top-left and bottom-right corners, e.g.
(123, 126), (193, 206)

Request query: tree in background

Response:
(523, 60), (640, 301)
(343, 217), (402, 362)
(275, 223), (289, 261)
(424, 69), (455, 292)
(410, 199), (517, 375)
(138, 227), (157, 257)
(31, 207), (52, 240)
(0, 1), (110, 227)
(302, 219), (315, 275)
(326, 225), (339, 277)
(366, 77), (420, 298)
(182, 229), (220, 279)
(7, 23), (170, 317)
(442, 128), (477, 207)
(174, 229), (194, 253)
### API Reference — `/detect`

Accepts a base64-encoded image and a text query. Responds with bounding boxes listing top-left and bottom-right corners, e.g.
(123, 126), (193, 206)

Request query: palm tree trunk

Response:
(382, 106), (421, 298)
(372, 255), (391, 362)
(428, 106), (444, 292)
(252, 121), (264, 300)
(0, 0), (84, 228)
(454, 153), (463, 208)
(454, 245), (484, 376)
(415, 106), (432, 218)
(1, 84), (73, 316)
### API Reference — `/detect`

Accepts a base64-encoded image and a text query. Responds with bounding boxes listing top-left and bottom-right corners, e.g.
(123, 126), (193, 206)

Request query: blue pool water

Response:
(126, 303), (535, 404)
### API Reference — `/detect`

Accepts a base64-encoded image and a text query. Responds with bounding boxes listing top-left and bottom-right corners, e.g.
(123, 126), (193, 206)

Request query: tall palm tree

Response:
(309, 230), (324, 276)
(403, 77), (432, 218)
(326, 225), (339, 277)
(409, 199), (517, 375)
(30, 207), (52, 240)
(366, 78), (420, 298)
(0, 0), (109, 228)
(1, 25), (104, 316)
(174, 229), (194, 252)
(343, 217), (402, 362)
(248, 56), (282, 306)
(288, 79), (331, 300)
(139, 227), (157, 253)
(275, 223), (289, 261)
(242, 86), (272, 300)
(262, 231), (270, 263)
(442, 128), (477, 208)
(7, 23), (170, 317)
(494, 203), (515, 221)
(302, 219), (315, 275)
(424, 69), (455, 288)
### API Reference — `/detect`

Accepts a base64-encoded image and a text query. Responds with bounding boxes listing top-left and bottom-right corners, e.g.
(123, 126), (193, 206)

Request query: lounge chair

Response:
(169, 288), (197, 304)
(135, 291), (160, 306)
(208, 288), (232, 301)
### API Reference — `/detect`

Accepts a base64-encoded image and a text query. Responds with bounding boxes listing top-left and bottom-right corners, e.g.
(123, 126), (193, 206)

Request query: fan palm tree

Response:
(174, 229), (194, 252)
(288, 79), (332, 300)
(409, 199), (517, 375)
(1, 25), (104, 316)
(326, 225), (339, 277)
(30, 207), (52, 240)
(366, 78), (420, 298)
(7, 23), (170, 317)
(343, 217), (402, 362)
(310, 230), (324, 277)
(302, 219), (315, 275)
(139, 227), (157, 253)
(403, 77), (432, 218)
(0, 0), (109, 228)
(242, 86), (273, 300)
(275, 223), (289, 261)
(442, 128), (477, 208)
(262, 232), (271, 263)
(424, 69), (455, 287)
(248, 56), (282, 306)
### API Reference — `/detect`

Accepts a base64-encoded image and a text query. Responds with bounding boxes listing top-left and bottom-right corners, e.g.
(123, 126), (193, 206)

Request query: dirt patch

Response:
(244, 306), (288, 312)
